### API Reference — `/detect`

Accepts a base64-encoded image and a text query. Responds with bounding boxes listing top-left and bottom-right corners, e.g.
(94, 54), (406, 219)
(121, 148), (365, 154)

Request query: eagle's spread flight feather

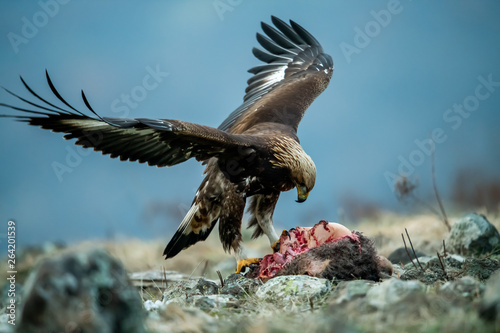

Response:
(0, 16), (333, 262)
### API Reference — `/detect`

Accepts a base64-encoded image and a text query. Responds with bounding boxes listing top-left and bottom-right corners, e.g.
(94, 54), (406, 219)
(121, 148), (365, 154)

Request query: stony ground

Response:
(1, 208), (500, 332)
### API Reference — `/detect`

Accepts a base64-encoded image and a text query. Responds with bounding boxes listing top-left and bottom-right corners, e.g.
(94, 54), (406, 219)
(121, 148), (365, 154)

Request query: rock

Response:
(366, 278), (426, 310)
(446, 213), (500, 256)
(221, 273), (261, 297)
(149, 303), (217, 333)
(479, 270), (500, 324)
(163, 279), (200, 301)
(191, 294), (239, 312)
(462, 257), (500, 281)
(444, 254), (466, 268)
(439, 276), (484, 302)
(160, 277), (218, 302)
(330, 280), (376, 304)
(17, 249), (144, 333)
(400, 252), (499, 285)
(129, 269), (213, 289)
(0, 314), (13, 333)
(194, 278), (219, 295)
(144, 299), (168, 312)
(255, 275), (331, 307)
(400, 257), (448, 285)
(387, 247), (426, 265)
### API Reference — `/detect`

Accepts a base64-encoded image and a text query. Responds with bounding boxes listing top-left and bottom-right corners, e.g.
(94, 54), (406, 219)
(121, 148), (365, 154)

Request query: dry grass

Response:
(5, 227), (272, 282)
(357, 206), (500, 258)
(7, 206), (499, 282)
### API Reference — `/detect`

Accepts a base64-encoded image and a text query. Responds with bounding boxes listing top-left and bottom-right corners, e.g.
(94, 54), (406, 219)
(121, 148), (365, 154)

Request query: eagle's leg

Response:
(253, 193), (280, 249)
(236, 193), (280, 273)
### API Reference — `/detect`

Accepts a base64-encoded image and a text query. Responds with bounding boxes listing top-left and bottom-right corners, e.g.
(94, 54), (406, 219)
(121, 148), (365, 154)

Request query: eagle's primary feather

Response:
(0, 16), (333, 261)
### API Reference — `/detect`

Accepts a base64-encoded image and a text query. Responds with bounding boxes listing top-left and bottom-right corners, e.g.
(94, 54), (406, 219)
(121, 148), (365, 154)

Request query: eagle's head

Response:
(293, 152), (316, 203)
(271, 137), (316, 203)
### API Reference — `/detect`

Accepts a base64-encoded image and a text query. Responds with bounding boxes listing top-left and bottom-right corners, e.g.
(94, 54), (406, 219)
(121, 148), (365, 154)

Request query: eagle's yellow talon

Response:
(271, 229), (290, 253)
(271, 240), (280, 253)
(236, 258), (260, 273)
(282, 229), (291, 239)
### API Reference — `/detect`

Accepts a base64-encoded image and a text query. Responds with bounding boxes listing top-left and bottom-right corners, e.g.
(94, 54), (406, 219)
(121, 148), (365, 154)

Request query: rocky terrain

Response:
(1, 211), (500, 332)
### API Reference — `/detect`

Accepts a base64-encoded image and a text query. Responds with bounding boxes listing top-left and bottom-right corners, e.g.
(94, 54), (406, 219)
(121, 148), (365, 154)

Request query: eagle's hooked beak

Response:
(296, 184), (309, 203)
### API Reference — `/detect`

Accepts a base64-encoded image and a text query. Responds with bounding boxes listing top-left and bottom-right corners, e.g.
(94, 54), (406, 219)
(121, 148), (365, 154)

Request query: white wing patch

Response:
(179, 204), (199, 235)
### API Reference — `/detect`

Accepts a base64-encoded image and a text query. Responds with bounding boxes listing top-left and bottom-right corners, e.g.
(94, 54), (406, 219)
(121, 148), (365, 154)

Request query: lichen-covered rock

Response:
(149, 303), (217, 333)
(462, 257), (500, 280)
(366, 279), (426, 310)
(446, 213), (500, 256)
(221, 273), (261, 297)
(161, 277), (219, 302)
(479, 270), (500, 324)
(255, 275), (331, 307)
(387, 247), (427, 265)
(439, 276), (484, 302)
(191, 294), (239, 312)
(17, 249), (144, 333)
(401, 253), (499, 284)
(330, 280), (376, 304)
(194, 278), (219, 295)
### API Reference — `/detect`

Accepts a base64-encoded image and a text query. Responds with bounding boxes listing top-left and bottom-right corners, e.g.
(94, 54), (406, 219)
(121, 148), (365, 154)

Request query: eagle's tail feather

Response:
(163, 203), (217, 259)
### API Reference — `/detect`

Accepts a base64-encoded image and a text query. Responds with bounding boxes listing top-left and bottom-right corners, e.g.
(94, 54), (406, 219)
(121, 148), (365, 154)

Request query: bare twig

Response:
(442, 240), (447, 257)
(162, 266), (167, 290)
(216, 270), (224, 288)
(436, 252), (448, 280)
(401, 233), (418, 271)
(405, 228), (424, 271)
(431, 148), (451, 231)
(409, 192), (442, 217)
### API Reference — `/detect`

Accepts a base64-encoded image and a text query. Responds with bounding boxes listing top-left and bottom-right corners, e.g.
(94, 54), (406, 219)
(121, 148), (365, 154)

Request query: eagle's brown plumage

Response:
(0, 16), (333, 262)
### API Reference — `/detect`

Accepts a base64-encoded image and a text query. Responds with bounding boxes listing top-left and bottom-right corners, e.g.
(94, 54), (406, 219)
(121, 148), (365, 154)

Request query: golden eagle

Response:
(0, 16), (333, 271)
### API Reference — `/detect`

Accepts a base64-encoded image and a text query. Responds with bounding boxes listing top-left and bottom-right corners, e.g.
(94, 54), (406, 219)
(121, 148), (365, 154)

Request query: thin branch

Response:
(162, 266), (167, 291)
(405, 228), (424, 271)
(436, 252), (448, 280)
(442, 239), (447, 257)
(401, 233), (418, 271)
(431, 147), (451, 231)
(216, 270), (224, 288)
(409, 192), (442, 217)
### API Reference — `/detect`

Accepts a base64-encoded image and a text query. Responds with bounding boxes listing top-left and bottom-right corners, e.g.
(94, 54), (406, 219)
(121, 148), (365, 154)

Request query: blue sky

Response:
(0, 1), (499, 249)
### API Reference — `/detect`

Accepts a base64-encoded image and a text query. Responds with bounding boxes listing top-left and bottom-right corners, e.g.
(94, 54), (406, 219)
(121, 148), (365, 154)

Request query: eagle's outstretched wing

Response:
(0, 72), (257, 168)
(219, 16), (334, 134)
